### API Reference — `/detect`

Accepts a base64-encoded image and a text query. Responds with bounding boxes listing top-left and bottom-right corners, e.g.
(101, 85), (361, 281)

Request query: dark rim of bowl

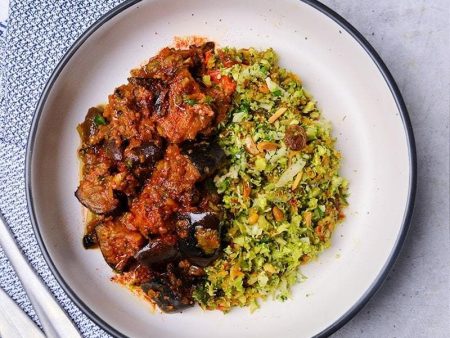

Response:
(25, 0), (417, 337)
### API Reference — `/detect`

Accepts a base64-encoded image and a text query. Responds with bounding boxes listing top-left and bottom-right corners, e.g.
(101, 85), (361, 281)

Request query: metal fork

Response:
(0, 213), (80, 338)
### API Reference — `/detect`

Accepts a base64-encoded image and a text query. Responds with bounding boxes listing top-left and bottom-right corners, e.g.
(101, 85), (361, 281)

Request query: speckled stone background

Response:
(0, 1), (449, 337)
(324, 1), (450, 337)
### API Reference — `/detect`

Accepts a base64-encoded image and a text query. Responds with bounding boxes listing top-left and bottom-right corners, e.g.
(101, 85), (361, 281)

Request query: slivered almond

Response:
(304, 211), (312, 228)
(248, 210), (259, 225)
(245, 136), (259, 155)
(288, 150), (301, 166)
(230, 265), (244, 279)
(263, 263), (276, 274)
(257, 141), (279, 152)
(291, 171), (303, 191)
(268, 107), (287, 123)
(272, 206), (284, 221)
(242, 181), (252, 199)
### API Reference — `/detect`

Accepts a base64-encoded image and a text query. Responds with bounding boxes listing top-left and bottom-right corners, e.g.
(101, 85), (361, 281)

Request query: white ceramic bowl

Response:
(26, 0), (416, 337)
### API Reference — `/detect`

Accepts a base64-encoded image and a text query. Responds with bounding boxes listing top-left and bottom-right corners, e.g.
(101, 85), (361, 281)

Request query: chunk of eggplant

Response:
(201, 41), (215, 53)
(105, 139), (123, 161)
(75, 184), (119, 215)
(141, 270), (194, 313)
(128, 77), (162, 91)
(141, 280), (193, 313)
(180, 140), (225, 181)
(83, 219), (101, 249)
(134, 238), (179, 266)
(77, 107), (103, 144)
(128, 77), (169, 116)
(126, 141), (165, 167)
(176, 212), (222, 267)
(125, 141), (165, 181)
(82, 232), (98, 249)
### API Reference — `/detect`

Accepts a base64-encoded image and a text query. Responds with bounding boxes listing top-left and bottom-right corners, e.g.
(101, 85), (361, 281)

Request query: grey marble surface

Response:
(321, 1), (450, 337)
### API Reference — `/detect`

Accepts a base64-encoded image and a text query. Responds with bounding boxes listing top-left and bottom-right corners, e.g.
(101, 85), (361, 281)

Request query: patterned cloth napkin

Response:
(0, 1), (131, 336)
(0, 0), (9, 94)
(0, 0), (8, 36)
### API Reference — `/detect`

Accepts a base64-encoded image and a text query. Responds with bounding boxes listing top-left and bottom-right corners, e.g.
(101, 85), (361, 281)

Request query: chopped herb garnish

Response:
(94, 114), (107, 126)
(239, 100), (251, 113)
(273, 89), (282, 97)
(183, 96), (198, 106)
(259, 64), (268, 75)
(125, 159), (133, 169)
(314, 207), (325, 220)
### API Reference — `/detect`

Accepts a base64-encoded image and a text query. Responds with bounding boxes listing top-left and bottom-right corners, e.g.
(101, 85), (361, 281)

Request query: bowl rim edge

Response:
(24, 1), (417, 337)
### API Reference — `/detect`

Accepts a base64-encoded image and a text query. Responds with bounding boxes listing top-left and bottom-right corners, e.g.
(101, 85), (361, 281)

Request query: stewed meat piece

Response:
(134, 236), (179, 266)
(96, 218), (145, 272)
(130, 144), (202, 236)
(156, 68), (216, 143)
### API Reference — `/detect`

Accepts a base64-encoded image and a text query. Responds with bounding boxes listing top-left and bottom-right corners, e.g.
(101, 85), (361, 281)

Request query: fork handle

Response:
(0, 213), (80, 338)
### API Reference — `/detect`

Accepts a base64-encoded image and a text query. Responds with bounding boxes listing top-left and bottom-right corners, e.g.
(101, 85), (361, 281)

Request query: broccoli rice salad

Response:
(194, 47), (348, 311)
